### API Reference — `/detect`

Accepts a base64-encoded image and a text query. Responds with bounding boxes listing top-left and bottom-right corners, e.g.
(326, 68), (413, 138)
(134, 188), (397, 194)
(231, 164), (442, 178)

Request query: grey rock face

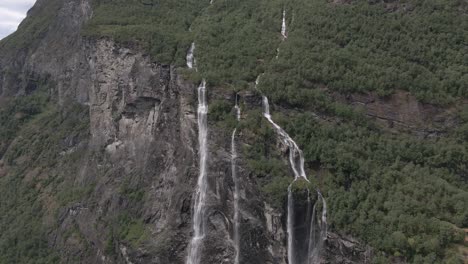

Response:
(50, 38), (200, 263)
(324, 233), (373, 264)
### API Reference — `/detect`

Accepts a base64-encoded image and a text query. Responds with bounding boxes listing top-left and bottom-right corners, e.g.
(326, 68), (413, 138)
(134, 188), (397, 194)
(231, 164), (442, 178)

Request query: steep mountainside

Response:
(0, 0), (467, 263)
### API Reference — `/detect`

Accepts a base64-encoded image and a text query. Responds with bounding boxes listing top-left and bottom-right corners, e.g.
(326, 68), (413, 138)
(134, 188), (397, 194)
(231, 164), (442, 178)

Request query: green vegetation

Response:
(83, 0), (467, 103)
(0, 170), (60, 264)
(119, 179), (146, 202)
(239, 109), (290, 208)
(116, 213), (149, 248)
(259, 0), (468, 105)
(208, 99), (238, 130)
(0, 88), (49, 156)
(0, 89), (90, 263)
(57, 184), (96, 206)
(83, 0), (209, 65)
(193, 0), (282, 87)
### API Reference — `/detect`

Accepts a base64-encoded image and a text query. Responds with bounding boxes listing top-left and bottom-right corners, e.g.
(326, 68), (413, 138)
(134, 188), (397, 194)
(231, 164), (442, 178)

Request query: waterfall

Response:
(235, 95), (241, 121)
(187, 43), (196, 69)
(307, 193), (328, 263)
(263, 96), (304, 264)
(307, 201), (318, 263)
(319, 192), (327, 238)
(270, 9), (330, 263)
(281, 9), (287, 40)
(232, 94), (241, 264)
(255, 75), (261, 89)
(287, 185), (295, 264)
(232, 128), (240, 264)
(187, 80), (209, 264)
(261, 96), (328, 264)
(262, 96), (307, 181)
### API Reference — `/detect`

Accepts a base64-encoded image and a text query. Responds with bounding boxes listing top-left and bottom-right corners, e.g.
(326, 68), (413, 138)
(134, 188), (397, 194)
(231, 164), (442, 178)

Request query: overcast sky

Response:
(0, 0), (36, 40)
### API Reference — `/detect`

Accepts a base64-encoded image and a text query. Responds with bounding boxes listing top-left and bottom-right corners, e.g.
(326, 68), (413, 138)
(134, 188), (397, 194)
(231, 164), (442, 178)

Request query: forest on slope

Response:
(0, 0), (467, 263)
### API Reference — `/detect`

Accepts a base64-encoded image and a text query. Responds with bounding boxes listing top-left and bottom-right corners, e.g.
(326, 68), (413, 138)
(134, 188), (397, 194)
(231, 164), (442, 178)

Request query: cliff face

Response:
(53, 39), (200, 263)
(0, 0), (377, 263)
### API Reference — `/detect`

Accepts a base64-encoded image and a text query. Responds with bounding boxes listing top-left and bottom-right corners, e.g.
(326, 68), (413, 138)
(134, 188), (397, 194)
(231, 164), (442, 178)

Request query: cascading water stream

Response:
(231, 95), (241, 264)
(281, 9), (287, 40)
(262, 96), (307, 181)
(186, 79), (209, 264)
(307, 193), (328, 263)
(186, 42), (196, 69)
(276, 9), (287, 59)
(257, 10), (329, 263)
(287, 184), (296, 264)
(235, 95), (241, 121)
(263, 96), (304, 264)
(261, 95), (328, 264)
(318, 192), (327, 237)
(307, 201), (318, 262)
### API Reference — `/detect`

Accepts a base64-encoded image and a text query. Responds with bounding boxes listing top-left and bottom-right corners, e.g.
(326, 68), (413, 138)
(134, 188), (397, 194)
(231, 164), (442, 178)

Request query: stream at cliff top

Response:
(276, 9), (287, 59)
(186, 42), (196, 69)
(259, 10), (328, 263)
(262, 95), (327, 264)
(186, 75), (208, 263)
(281, 9), (287, 40)
(231, 94), (241, 264)
(262, 96), (307, 181)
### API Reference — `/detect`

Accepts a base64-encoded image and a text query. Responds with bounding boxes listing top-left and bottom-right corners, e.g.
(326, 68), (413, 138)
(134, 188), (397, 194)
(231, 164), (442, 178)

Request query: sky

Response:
(0, 0), (37, 40)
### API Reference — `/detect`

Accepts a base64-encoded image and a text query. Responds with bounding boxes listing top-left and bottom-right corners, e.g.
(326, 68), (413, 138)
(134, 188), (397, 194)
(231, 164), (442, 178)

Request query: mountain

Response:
(0, 0), (467, 263)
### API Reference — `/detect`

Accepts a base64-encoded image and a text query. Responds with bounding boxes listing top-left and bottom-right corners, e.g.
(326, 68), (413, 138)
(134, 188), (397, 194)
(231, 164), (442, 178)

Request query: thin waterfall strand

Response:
(232, 129), (240, 264)
(307, 202), (318, 263)
(262, 96), (305, 264)
(277, 9), (287, 59)
(287, 185), (295, 264)
(307, 193), (327, 263)
(187, 80), (208, 264)
(235, 95), (241, 121)
(186, 43), (196, 69)
(262, 96), (307, 181)
(319, 192), (328, 241)
(259, 9), (328, 263)
(262, 96), (329, 263)
(281, 9), (287, 39)
(232, 95), (241, 264)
